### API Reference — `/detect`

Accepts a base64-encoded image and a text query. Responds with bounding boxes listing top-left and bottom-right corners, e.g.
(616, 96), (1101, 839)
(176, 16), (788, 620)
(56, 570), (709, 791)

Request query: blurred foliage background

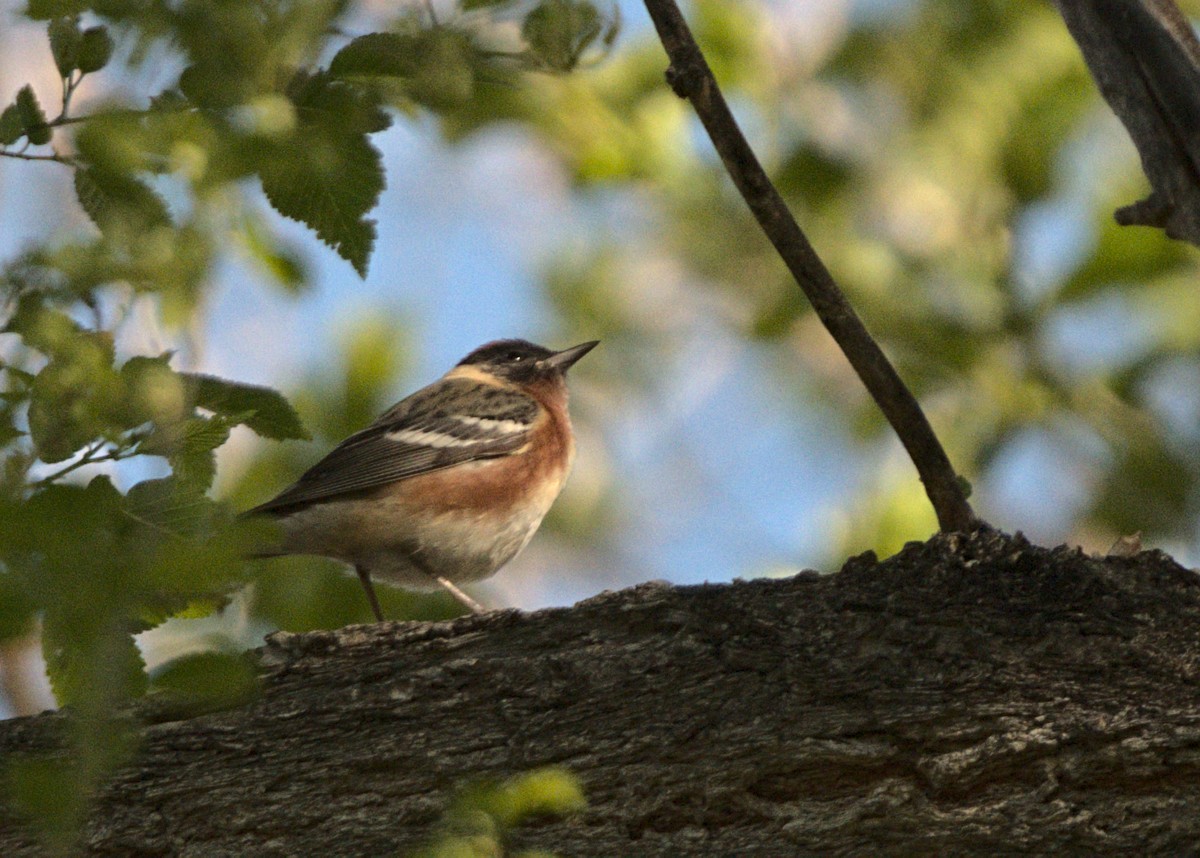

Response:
(1, 0), (1199, 848)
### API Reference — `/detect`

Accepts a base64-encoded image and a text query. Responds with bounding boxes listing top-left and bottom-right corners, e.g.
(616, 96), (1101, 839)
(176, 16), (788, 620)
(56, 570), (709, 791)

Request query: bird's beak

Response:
(543, 340), (599, 372)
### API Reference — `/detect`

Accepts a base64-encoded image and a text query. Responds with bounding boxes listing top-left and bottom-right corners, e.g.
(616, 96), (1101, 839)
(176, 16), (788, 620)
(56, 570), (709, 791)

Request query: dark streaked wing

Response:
(250, 379), (539, 514)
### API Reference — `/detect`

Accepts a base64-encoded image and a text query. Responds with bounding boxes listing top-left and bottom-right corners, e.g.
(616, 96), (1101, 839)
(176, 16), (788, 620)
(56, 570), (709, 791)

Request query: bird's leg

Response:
(355, 566), (385, 622)
(406, 552), (486, 614)
(434, 576), (486, 614)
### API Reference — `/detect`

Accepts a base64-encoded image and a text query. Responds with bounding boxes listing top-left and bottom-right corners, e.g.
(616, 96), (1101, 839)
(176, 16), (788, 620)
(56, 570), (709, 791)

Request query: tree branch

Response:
(1054, 0), (1200, 243)
(2, 530), (1199, 854)
(641, 0), (976, 533)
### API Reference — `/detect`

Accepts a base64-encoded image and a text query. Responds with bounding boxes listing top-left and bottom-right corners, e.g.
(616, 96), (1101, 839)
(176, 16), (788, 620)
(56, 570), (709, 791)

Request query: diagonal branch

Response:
(641, 0), (976, 533)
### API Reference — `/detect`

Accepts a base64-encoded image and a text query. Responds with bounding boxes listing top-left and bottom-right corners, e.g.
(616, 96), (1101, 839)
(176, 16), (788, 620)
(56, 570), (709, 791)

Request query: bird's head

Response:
(457, 339), (598, 385)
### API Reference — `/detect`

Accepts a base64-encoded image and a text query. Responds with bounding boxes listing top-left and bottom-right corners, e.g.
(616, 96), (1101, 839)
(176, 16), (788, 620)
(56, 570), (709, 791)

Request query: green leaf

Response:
(24, 0), (87, 19)
(522, 0), (606, 71)
(119, 354), (186, 427)
(287, 69), (391, 135)
(183, 374), (309, 440)
(124, 476), (213, 533)
(0, 573), (36, 642)
(15, 84), (51, 145)
(25, 333), (121, 464)
(416, 767), (586, 856)
(0, 104), (23, 145)
(330, 31), (478, 109)
(4, 757), (85, 847)
(148, 88), (188, 113)
(259, 135), (380, 276)
(482, 767), (586, 826)
(253, 72), (388, 276)
(172, 416), (230, 491)
(238, 212), (308, 292)
(48, 16), (82, 77)
(77, 26), (114, 74)
(4, 294), (85, 354)
(178, 62), (244, 110)
(74, 168), (173, 235)
(148, 651), (260, 719)
(43, 611), (147, 708)
(330, 32), (423, 79)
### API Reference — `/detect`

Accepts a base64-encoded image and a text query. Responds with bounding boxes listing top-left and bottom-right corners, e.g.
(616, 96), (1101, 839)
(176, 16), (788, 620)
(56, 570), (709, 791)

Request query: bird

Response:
(247, 338), (598, 621)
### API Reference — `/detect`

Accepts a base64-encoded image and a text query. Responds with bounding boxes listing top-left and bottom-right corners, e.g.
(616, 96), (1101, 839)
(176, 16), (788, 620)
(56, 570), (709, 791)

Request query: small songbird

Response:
(248, 339), (598, 621)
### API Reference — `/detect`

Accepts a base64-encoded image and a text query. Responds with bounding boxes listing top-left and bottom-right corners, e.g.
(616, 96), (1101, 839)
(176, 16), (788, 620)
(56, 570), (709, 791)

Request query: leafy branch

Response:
(640, 0), (977, 533)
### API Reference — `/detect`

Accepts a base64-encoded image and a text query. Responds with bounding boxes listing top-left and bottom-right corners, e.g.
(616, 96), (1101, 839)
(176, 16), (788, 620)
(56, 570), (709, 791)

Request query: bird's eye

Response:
(506, 351), (525, 362)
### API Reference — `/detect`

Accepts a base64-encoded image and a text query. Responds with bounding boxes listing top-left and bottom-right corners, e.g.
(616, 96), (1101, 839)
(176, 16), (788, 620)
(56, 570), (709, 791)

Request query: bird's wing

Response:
(249, 379), (539, 514)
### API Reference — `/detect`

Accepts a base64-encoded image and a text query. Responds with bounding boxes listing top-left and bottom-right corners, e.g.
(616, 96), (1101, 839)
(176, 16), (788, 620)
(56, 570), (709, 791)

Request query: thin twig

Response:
(641, 0), (976, 532)
(30, 443), (138, 489)
(0, 148), (76, 165)
(30, 442), (109, 487)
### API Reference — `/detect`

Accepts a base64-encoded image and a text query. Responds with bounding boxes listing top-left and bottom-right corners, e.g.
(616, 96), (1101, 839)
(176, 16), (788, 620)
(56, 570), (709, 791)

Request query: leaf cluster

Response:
(0, 0), (618, 848)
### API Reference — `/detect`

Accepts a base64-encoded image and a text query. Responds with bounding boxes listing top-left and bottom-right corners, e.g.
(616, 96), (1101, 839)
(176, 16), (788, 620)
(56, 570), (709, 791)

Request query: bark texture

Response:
(3, 528), (1200, 855)
(1054, 0), (1200, 243)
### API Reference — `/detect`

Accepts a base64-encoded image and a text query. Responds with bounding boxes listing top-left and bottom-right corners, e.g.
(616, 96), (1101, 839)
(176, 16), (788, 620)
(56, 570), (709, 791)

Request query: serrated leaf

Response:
(43, 610), (147, 707)
(74, 167), (173, 235)
(77, 26), (113, 73)
(48, 17), (82, 77)
(156, 415), (231, 491)
(124, 476), (213, 532)
(0, 104), (23, 145)
(183, 374), (308, 440)
(15, 84), (51, 145)
(258, 131), (382, 277)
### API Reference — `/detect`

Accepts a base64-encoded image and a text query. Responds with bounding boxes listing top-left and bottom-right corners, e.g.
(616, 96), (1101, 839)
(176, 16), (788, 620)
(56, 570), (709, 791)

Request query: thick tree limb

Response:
(1055, 0), (1200, 242)
(641, 0), (976, 533)
(3, 529), (1200, 854)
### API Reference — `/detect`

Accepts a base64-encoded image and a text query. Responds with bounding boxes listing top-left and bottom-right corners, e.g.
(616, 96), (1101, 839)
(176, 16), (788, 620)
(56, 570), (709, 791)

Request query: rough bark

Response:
(1054, 0), (1200, 243)
(3, 528), (1200, 855)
